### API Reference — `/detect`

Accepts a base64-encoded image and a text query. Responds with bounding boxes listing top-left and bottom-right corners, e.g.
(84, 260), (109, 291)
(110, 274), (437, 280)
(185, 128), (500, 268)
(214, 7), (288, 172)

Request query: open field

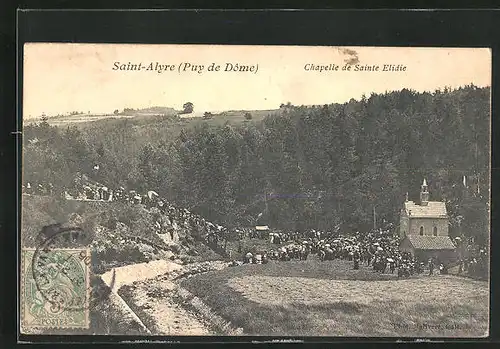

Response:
(185, 109), (280, 124)
(181, 258), (489, 337)
(24, 114), (138, 127)
(26, 108), (280, 128)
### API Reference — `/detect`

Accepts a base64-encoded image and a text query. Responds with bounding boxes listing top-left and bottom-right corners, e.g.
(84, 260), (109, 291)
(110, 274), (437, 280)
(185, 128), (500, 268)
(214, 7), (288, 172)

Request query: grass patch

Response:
(181, 259), (489, 337)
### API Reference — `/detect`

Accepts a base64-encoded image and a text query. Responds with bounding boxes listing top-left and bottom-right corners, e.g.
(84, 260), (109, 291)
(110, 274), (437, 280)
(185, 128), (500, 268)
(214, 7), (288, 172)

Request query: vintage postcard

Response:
(20, 44), (491, 337)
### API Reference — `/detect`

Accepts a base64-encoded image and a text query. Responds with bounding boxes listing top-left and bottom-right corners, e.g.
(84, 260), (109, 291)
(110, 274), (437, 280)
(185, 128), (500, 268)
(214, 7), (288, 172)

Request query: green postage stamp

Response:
(21, 248), (90, 331)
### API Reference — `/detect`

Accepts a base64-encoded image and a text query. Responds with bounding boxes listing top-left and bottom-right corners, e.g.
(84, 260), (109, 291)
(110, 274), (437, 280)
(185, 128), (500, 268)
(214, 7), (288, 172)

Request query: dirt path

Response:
(100, 260), (217, 335)
(101, 259), (183, 292)
(100, 260), (185, 334)
(130, 279), (214, 335)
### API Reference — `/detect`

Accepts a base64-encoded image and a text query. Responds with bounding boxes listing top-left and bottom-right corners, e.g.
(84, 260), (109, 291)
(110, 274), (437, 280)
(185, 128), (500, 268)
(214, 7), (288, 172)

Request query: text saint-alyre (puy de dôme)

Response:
(112, 61), (259, 74)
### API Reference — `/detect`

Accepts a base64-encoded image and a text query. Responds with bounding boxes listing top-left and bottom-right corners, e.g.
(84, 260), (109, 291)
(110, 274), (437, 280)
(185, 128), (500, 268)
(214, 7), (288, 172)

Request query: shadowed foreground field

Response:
(181, 259), (489, 337)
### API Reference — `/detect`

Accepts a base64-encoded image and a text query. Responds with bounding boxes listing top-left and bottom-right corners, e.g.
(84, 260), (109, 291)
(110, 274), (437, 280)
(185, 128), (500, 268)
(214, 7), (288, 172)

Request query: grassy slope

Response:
(181, 258), (489, 337)
(21, 195), (101, 247)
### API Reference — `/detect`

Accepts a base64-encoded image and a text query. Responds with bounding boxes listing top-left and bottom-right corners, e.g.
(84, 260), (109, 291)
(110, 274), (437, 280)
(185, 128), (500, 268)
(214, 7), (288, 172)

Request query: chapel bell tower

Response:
(420, 178), (429, 206)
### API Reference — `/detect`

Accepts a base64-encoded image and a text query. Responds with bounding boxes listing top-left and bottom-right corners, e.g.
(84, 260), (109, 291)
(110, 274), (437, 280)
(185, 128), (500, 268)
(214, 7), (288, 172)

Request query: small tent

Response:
(255, 225), (269, 239)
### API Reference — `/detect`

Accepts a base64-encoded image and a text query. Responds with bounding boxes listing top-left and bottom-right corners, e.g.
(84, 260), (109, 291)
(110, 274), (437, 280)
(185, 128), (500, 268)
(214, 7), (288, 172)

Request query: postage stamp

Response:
(21, 248), (90, 330)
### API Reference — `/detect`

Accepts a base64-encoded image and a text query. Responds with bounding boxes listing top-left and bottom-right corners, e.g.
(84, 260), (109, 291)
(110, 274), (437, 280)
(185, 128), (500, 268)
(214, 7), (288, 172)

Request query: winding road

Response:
(100, 259), (214, 335)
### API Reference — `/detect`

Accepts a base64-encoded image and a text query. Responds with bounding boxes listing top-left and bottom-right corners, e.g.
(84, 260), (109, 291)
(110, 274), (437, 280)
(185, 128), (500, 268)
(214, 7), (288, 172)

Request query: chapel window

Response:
(420, 226), (424, 236)
(433, 226), (438, 236)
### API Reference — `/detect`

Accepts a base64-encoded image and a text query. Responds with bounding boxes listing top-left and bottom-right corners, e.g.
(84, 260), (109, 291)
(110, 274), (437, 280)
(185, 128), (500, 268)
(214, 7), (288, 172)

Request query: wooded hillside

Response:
(23, 85), (490, 244)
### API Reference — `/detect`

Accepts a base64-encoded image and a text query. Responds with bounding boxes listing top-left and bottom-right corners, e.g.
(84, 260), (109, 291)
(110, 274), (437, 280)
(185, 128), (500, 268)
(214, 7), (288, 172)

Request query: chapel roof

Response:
(402, 235), (456, 250)
(404, 200), (447, 218)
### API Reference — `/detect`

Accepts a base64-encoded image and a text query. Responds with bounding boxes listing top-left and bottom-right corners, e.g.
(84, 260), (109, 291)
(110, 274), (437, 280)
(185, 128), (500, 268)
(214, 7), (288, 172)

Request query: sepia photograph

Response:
(19, 44), (491, 337)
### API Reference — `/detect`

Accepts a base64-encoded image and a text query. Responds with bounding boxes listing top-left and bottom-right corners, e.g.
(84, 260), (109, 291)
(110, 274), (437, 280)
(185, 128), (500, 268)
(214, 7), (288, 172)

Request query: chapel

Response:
(398, 179), (456, 262)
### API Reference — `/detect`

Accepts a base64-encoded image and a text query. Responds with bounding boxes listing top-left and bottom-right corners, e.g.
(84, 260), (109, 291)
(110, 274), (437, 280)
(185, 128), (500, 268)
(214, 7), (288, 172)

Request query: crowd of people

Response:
(233, 228), (475, 278)
(22, 172), (231, 250)
(22, 181), (55, 196)
(22, 173), (489, 280)
(455, 236), (489, 279)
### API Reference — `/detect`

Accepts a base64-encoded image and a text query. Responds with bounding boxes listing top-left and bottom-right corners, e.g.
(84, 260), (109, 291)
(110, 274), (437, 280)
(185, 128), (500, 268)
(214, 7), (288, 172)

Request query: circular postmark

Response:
(29, 224), (109, 313)
(35, 223), (93, 248)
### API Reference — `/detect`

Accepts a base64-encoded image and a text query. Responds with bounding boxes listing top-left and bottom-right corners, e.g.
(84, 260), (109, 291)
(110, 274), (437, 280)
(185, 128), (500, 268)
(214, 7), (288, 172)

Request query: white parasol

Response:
(148, 190), (159, 200)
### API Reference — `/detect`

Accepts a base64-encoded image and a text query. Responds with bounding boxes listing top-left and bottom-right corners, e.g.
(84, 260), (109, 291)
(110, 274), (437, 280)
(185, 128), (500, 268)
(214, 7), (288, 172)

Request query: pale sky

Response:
(23, 44), (491, 118)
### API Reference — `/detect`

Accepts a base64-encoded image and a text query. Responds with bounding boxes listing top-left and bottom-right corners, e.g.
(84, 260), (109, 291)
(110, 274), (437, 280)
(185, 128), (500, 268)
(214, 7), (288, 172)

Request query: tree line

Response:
(23, 85), (490, 244)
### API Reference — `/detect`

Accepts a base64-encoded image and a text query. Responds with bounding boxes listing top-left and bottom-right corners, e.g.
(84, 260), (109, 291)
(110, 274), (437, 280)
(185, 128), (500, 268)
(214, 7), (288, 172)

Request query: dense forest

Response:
(23, 85), (490, 244)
